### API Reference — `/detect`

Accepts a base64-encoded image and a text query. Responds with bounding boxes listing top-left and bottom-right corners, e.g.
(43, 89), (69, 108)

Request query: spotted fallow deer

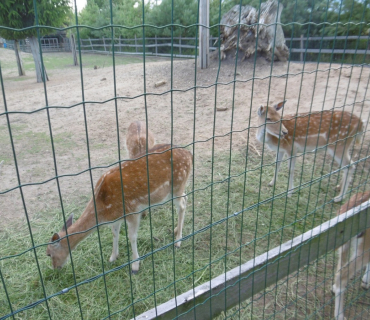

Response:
(46, 144), (192, 273)
(332, 191), (370, 320)
(256, 101), (364, 202)
(126, 121), (155, 159)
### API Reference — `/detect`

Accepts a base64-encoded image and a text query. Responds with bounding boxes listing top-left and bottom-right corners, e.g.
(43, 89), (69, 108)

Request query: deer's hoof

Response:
(109, 255), (118, 263)
(361, 281), (370, 290)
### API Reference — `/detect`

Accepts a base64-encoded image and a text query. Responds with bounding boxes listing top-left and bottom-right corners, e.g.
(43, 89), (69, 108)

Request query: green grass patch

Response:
(1, 141), (370, 319)
(0, 124), (77, 166)
(1, 50), (167, 75)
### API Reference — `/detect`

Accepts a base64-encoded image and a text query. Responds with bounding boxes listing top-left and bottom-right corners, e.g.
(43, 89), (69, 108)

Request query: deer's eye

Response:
(266, 118), (271, 121)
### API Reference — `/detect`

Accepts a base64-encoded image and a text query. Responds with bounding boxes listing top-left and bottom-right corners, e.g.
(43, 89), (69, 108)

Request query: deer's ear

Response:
(257, 105), (265, 116)
(51, 233), (60, 244)
(62, 213), (74, 232)
(274, 100), (287, 111)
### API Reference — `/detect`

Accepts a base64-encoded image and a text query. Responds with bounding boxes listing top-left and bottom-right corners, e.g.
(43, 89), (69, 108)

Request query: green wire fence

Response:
(1, 0), (370, 319)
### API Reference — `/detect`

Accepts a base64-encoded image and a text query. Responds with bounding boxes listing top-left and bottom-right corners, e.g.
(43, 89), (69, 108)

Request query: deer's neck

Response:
(256, 126), (264, 143)
(62, 203), (99, 250)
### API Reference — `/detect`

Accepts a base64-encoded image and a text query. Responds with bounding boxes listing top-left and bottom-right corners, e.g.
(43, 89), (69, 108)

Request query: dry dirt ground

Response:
(1, 48), (370, 226)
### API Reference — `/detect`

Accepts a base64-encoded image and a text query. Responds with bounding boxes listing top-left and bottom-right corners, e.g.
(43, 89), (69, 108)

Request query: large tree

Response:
(78, 0), (149, 39)
(0, 0), (71, 82)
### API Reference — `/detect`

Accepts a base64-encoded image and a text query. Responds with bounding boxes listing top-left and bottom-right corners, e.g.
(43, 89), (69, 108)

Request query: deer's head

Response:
(46, 214), (74, 269)
(257, 101), (288, 139)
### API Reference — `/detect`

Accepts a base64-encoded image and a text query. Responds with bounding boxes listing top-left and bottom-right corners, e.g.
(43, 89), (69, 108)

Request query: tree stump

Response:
(217, 0), (289, 62)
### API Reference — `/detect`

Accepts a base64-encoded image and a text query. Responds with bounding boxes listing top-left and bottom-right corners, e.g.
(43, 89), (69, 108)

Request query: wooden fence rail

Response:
(134, 199), (370, 320)
(288, 35), (370, 61)
(3, 35), (370, 60)
(78, 35), (370, 60)
(77, 36), (219, 58)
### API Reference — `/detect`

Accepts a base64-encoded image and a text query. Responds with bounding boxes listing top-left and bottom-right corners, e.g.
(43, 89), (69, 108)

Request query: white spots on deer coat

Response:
(106, 204), (112, 209)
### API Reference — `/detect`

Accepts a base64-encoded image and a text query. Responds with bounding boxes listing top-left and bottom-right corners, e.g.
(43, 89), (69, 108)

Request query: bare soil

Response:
(1, 48), (370, 225)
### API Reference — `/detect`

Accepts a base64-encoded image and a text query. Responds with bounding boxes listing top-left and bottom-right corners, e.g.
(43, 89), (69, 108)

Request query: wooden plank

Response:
(155, 35), (158, 55)
(300, 34), (303, 61)
(179, 34), (182, 55)
(290, 48), (370, 54)
(134, 200), (370, 320)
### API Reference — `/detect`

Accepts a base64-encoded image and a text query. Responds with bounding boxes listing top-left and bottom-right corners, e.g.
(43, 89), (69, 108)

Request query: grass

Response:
(1, 139), (370, 319)
(0, 124), (77, 166)
(0, 49), (168, 76)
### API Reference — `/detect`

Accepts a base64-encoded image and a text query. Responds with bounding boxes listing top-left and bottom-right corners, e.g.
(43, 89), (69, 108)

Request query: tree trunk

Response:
(70, 34), (78, 66)
(217, 0), (289, 62)
(29, 36), (49, 83)
(14, 39), (26, 76)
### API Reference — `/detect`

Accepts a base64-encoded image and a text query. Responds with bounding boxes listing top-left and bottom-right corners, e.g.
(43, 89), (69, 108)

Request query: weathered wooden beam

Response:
(199, 0), (209, 69)
(134, 199), (370, 320)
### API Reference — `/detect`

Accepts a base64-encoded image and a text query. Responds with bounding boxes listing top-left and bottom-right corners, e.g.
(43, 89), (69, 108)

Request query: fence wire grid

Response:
(1, 0), (370, 319)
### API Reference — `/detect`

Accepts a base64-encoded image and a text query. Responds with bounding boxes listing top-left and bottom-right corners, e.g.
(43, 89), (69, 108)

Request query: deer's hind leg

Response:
(109, 220), (123, 262)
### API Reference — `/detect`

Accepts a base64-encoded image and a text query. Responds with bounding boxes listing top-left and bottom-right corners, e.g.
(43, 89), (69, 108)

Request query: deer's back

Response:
(282, 111), (362, 144)
(95, 144), (192, 220)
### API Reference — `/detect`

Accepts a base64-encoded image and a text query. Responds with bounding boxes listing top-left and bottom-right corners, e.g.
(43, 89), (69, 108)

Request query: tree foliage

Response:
(78, 0), (149, 38)
(0, 0), (71, 40)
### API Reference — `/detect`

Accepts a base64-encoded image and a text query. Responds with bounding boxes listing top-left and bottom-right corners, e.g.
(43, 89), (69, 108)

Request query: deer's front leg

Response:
(269, 151), (284, 187)
(174, 194), (187, 248)
(287, 155), (296, 197)
(127, 216), (141, 274)
(361, 262), (370, 289)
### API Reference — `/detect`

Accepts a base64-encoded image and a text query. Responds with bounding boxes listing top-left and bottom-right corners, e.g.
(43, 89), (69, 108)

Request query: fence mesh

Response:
(1, 0), (370, 319)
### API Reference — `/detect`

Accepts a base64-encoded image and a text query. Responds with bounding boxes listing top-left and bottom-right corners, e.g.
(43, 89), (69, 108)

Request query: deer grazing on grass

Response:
(46, 144), (192, 273)
(256, 101), (364, 202)
(332, 191), (370, 320)
(126, 121), (155, 159)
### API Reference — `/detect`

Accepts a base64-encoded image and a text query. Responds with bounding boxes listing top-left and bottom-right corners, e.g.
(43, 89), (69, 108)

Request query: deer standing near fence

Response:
(46, 144), (193, 273)
(126, 121), (155, 159)
(332, 191), (370, 320)
(256, 101), (364, 202)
